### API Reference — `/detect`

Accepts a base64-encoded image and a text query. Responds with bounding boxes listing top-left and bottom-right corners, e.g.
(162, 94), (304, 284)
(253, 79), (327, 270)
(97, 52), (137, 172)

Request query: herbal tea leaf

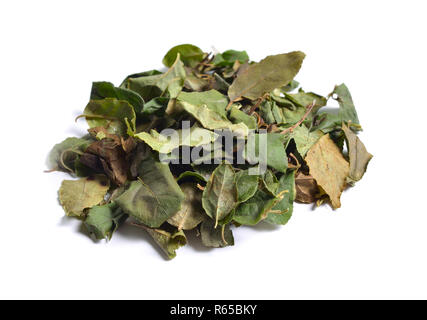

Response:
(84, 202), (127, 240)
(342, 124), (373, 182)
(235, 169), (259, 203)
(178, 89), (228, 117)
(245, 133), (288, 173)
(200, 219), (234, 248)
(115, 156), (184, 228)
(295, 172), (320, 203)
(212, 49), (249, 68)
(333, 83), (360, 125)
(265, 170), (295, 225)
(163, 44), (204, 68)
(167, 183), (206, 230)
(47, 136), (93, 173)
(58, 175), (110, 218)
(90, 81), (144, 114)
(135, 126), (218, 154)
(229, 105), (257, 129)
(228, 51), (305, 102)
(123, 55), (186, 99)
(233, 189), (276, 225)
(202, 163), (237, 227)
(178, 91), (249, 135)
(82, 98), (136, 136)
(289, 125), (324, 157)
(140, 226), (187, 260)
(82, 139), (129, 186)
(305, 134), (350, 209)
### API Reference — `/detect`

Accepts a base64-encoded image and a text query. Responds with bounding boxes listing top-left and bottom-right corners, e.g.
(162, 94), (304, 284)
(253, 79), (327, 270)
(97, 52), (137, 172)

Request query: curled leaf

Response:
(342, 124), (373, 182)
(137, 225), (187, 260)
(47, 136), (93, 173)
(84, 202), (127, 240)
(200, 219), (234, 248)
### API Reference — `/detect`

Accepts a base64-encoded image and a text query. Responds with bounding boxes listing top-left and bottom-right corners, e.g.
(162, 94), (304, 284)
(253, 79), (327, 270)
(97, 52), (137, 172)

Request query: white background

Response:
(1, 0), (426, 299)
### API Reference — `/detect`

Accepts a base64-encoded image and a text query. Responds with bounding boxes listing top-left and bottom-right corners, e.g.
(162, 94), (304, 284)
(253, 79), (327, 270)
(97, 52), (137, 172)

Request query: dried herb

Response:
(47, 44), (372, 259)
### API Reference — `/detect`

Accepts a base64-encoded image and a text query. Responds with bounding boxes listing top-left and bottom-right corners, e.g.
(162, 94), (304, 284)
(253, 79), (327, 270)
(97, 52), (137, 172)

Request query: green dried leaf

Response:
(333, 83), (360, 125)
(163, 44), (204, 68)
(123, 55), (186, 99)
(233, 189), (276, 225)
(141, 97), (169, 117)
(84, 202), (127, 240)
(176, 171), (207, 183)
(135, 126), (218, 154)
(90, 81), (144, 114)
(212, 50), (249, 68)
(167, 183), (206, 230)
(82, 98), (136, 136)
(141, 226), (187, 259)
(245, 133), (288, 173)
(262, 170), (279, 196)
(289, 125), (324, 157)
(47, 136), (93, 173)
(115, 156), (184, 228)
(228, 51), (305, 102)
(265, 170), (295, 225)
(178, 89), (228, 118)
(235, 169), (259, 203)
(200, 219), (234, 248)
(229, 105), (257, 129)
(178, 90), (249, 135)
(202, 163), (237, 227)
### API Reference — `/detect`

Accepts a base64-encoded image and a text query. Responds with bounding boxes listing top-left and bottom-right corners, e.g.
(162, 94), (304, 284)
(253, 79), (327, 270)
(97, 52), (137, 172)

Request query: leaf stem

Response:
(281, 100), (316, 134)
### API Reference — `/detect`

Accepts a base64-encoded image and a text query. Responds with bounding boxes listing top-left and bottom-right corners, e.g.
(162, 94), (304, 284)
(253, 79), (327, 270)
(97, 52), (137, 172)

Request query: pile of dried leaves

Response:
(47, 44), (372, 259)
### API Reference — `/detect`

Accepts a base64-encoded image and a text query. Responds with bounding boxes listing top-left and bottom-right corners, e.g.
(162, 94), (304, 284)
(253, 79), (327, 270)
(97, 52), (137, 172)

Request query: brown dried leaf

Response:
(295, 172), (319, 203)
(85, 140), (129, 185)
(305, 134), (349, 209)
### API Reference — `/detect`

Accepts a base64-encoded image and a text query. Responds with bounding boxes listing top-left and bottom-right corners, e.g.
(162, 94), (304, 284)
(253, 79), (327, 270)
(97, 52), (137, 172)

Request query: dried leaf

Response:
(163, 44), (204, 68)
(135, 126), (218, 154)
(305, 134), (350, 208)
(115, 156), (184, 228)
(47, 136), (93, 173)
(167, 183), (206, 230)
(142, 226), (187, 260)
(83, 139), (129, 186)
(90, 81), (144, 114)
(122, 55), (186, 99)
(202, 163), (237, 227)
(342, 124), (373, 182)
(295, 172), (319, 203)
(58, 175), (110, 217)
(84, 202), (127, 240)
(228, 51), (305, 102)
(82, 98), (136, 136)
(200, 219), (234, 248)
